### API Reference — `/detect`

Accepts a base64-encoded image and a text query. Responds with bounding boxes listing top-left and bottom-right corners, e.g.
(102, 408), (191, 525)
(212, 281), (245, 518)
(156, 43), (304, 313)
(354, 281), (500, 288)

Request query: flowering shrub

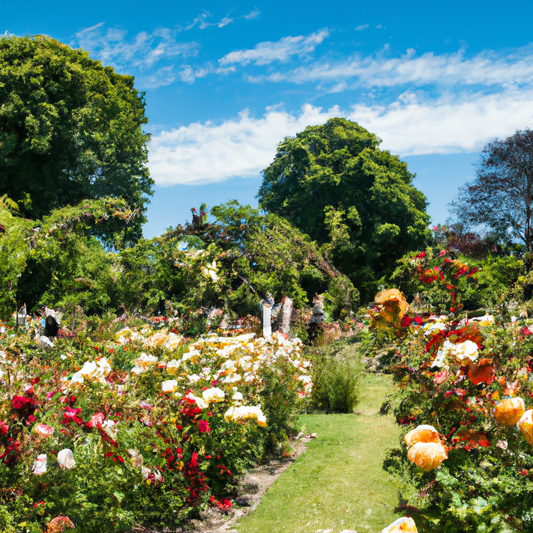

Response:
(390, 249), (480, 315)
(0, 324), (311, 532)
(376, 251), (533, 532)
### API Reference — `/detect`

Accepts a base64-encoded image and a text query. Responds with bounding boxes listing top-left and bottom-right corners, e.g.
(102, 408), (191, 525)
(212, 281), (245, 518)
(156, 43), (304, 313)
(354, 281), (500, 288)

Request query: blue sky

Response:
(4, 0), (533, 237)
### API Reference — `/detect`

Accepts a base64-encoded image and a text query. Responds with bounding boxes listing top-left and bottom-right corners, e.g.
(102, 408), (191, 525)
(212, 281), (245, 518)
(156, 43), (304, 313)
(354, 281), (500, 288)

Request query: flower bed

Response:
(374, 252), (533, 532)
(0, 324), (311, 532)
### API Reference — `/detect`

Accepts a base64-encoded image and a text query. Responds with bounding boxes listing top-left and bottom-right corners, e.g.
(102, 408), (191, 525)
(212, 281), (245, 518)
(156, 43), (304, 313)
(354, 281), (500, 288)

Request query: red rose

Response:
(400, 315), (412, 328)
(190, 452), (198, 468)
(0, 421), (8, 435)
(12, 396), (28, 409)
(198, 421), (210, 434)
(86, 412), (105, 428)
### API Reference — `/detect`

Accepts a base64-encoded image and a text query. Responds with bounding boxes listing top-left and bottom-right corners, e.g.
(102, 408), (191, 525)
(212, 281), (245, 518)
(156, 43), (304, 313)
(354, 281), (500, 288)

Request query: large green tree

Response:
(257, 118), (431, 298)
(0, 196), (134, 317)
(0, 35), (153, 242)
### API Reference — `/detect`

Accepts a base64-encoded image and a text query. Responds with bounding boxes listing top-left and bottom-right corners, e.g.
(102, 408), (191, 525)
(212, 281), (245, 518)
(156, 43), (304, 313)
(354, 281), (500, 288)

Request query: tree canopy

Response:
(450, 129), (533, 254)
(0, 196), (136, 316)
(257, 118), (430, 298)
(162, 201), (358, 321)
(0, 35), (153, 243)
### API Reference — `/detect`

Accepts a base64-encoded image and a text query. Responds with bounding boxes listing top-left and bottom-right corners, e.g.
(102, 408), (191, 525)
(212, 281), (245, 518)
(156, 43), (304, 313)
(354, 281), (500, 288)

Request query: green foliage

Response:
(0, 197), (34, 317)
(260, 357), (307, 450)
(0, 35), (153, 243)
(0, 505), (16, 533)
(307, 339), (363, 413)
(0, 197), (138, 316)
(258, 118), (431, 299)
(157, 202), (359, 321)
(117, 235), (194, 317)
(473, 255), (525, 309)
(391, 248), (526, 313)
(324, 276), (359, 321)
(0, 190), (362, 332)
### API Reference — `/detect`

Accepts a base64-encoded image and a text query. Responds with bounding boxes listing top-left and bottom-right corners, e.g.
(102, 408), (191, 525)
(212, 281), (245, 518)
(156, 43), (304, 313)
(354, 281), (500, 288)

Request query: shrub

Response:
(307, 339), (363, 413)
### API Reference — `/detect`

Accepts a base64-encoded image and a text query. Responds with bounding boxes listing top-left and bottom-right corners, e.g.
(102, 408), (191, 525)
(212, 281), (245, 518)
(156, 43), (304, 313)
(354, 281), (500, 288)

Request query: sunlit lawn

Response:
(234, 374), (402, 533)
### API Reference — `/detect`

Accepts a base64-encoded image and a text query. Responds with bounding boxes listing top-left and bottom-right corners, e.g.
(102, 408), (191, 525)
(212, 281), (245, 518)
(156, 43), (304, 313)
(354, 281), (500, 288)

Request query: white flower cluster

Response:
(166, 332), (312, 394)
(224, 405), (267, 426)
(131, 353), (159, 374)
(64, 358), (112, 388)
(432, 340), (479, 370)
(201, 260), (219, 283)
(33, 448), (75, 475)
(102, 329), (311, 428)
(421, 317), (448, 337)
(115, 327), (144, 345)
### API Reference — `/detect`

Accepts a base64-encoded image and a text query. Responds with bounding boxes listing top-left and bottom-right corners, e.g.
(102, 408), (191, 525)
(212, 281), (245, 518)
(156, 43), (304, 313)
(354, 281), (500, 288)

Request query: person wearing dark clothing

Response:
(44, 316), (59, 338)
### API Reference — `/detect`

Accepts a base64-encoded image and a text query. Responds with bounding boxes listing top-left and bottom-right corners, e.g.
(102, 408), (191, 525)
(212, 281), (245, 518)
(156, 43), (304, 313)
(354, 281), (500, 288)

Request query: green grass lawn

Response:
(235, 374), (402, 533)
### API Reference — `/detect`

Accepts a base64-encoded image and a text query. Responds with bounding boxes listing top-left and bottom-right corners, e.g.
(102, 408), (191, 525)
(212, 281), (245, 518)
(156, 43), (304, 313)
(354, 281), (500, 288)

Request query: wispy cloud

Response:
(73, 23), (198, 71)
(219, 30), (329, 66)
(140, 66), (176, 88)
(71, 11), (261, 88)
(355, 24), (369, 31)
(185, 8), (260, 30)
(249, 45), (533, 90)
(148, 88), (533, 186)
(243, 8), (261, 20)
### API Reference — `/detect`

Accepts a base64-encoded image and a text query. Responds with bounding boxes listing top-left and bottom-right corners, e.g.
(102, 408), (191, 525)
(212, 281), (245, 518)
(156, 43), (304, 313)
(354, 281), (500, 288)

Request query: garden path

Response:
(233, 374), (402, 533)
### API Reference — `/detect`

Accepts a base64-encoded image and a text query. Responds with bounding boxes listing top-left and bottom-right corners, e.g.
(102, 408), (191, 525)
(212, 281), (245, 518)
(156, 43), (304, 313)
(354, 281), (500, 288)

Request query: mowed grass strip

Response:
(235, 374), (402, 533)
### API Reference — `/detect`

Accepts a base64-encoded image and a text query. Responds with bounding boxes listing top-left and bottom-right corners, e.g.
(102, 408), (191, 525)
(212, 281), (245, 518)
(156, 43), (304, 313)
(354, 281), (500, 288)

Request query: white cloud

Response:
(149, 104), (339, 185)
(148, 89), (533, 186)
(139, 66), (176, 88)
(352, 89), (533, 155)
(355, 24), (369, 31)
(72, 23), (198, 72)
(243, 8), (261, 20)
(253, 45), (533, 90)
(185, 8), (260, 30)
(177, 63), (235, 84)
(184, 12), (211, 30)
(219, 30), (329, 66)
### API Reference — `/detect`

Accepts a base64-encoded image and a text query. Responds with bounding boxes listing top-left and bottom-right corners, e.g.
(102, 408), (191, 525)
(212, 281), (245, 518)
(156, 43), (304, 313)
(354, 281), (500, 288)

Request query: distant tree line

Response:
(1, 34), (532, 323)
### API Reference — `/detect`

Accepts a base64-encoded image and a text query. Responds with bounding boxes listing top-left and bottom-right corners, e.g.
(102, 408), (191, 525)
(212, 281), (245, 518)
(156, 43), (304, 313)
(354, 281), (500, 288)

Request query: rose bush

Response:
(377, 251), (533, 532)
(0, 321), (311, 532)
